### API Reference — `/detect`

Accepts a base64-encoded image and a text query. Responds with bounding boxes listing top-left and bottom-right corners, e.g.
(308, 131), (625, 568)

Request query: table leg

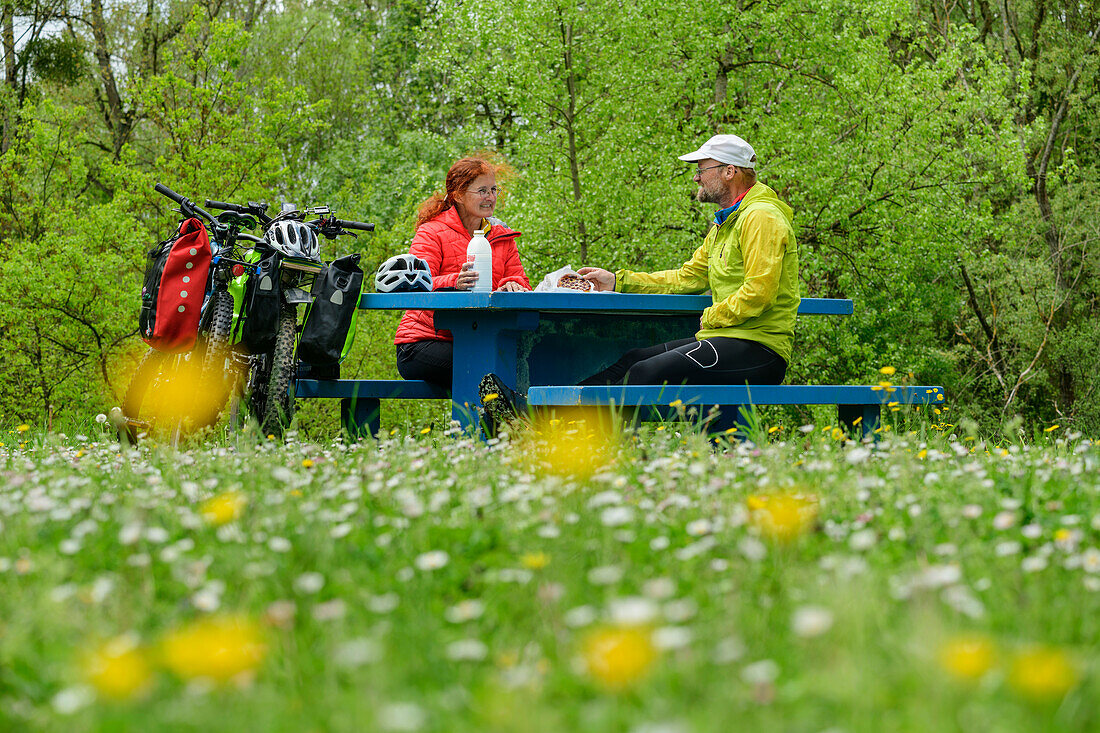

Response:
(839, 404), (880, 440)
(435, 311), (540, 434)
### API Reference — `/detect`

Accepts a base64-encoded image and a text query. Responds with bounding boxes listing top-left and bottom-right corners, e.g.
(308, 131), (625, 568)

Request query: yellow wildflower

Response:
(668, 399), (683, 408)
(199, 491), (247, 526)
(301, 458), (314, 468)
(1044, 424), (1060, 433)
(581, 626), (657, 691)
(420, 427), (431, 435)
(16, 424), (30, 432)
(937, 634), (996, 682)
(520, 552), (550, 570)
(747, 492), (818, 543)
(82, 635), (154, 700)
(160, 614), (267, 683)
(1008, 645), (1078, 702)
(879, 366), (897, 376)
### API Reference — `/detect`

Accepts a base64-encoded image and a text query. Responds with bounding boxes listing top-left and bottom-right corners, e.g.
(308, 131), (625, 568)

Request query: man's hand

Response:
(496, 280), (529, 292)
(455, 261), (478, 291)
(578, 267), (615, 292)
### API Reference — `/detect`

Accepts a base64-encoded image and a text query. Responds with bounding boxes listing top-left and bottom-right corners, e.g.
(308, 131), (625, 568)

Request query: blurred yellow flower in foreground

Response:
(82, 635), (153, 700)
(1008, 645), (1078, 702)
(199, 491), (247, 526)
(581, 626), (657, 691)
(161, 615), (266, 683)
(522, 408), (617, 481)
(937, 634), (996, 682)
(879, 366), (897, 376)
(747, 492), (818, 543)
(520, 552), (550, 570)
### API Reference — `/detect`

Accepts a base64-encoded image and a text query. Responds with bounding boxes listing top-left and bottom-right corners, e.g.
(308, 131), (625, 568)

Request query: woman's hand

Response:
(578, 267), (615, 292)
(455, 261), (479, 291)
(496, 280), (529, 292)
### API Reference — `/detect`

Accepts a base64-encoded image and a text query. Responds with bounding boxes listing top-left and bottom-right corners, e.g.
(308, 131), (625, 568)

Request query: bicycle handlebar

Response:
(154, 183), (218, 228)
(205, 199), (244, 212)
(333, 219), (374, 232)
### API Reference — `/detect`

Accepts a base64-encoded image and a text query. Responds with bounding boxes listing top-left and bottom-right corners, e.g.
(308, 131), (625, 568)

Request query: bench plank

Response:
(296, 379), (450, 437)
(526, 384), (944, 438)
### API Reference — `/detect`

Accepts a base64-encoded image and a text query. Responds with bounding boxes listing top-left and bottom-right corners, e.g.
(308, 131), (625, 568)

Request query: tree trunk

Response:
(560, 19), (588, 261)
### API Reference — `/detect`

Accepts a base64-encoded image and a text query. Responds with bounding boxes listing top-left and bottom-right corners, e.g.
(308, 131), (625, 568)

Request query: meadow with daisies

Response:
(1, 410), (1098, 732)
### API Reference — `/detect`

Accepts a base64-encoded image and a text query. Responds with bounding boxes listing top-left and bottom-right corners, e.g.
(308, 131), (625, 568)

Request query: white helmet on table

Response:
(375, 254), (432, 293)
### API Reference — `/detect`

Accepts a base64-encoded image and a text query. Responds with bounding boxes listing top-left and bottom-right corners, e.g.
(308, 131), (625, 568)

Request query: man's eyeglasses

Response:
(470, 186), (501, 197)
(693, 163), (729, 177)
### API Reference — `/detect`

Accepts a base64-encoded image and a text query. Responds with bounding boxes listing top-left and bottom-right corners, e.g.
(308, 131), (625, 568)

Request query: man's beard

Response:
(695, 182), (724, 204)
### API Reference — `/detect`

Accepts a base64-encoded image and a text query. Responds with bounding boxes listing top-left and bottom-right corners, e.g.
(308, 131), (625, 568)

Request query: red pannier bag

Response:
(139, 217), (212, 352)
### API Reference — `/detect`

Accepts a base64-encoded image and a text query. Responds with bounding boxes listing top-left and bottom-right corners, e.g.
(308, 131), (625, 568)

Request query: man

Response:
(480, 133), (799, 423)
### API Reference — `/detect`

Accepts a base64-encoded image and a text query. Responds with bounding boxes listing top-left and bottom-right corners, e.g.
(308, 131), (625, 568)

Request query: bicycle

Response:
(116, 183), (267, 445)
(235, 203), (373, 436)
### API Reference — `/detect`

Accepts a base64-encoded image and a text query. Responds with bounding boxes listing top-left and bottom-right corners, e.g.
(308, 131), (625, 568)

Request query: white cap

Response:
(678, 134), (756, 168)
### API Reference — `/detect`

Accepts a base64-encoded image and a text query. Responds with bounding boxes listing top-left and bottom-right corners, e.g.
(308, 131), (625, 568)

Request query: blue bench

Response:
(525, 384), (945, 439)
(296, 379), (450, 437)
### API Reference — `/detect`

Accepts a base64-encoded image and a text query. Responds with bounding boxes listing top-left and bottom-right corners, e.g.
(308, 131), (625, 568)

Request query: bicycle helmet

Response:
(265, 221), (320, 260)
(375, 254), (433, 293)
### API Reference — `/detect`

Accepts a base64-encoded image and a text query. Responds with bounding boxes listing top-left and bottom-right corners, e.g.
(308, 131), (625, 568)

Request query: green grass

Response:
(1, 418), (1098, 732)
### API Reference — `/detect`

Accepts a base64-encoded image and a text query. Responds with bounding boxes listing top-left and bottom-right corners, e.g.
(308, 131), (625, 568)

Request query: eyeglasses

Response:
(470, 186), (501, 197)
(693, 163), (729, 177)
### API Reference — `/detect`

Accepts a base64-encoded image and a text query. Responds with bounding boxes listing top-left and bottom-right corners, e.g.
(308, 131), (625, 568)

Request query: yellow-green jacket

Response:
(614, 182), (800, 363)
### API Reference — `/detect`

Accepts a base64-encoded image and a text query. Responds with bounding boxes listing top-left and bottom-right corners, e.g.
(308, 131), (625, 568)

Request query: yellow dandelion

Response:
(420, 427), (431, 435)
(918, 449), (927, 459)
(581, 626), (658, 692)
(1044, 424), (1060, 433)
(301, 459), (314, 468)
(831, 427), (845, 441)
(768, 426), (780, 434)
(521, 407), (617, 481)
(520, 552), (550, 570)
(668, 399), (683, 408)
(16, 424), (30, 433)
(1008, 645), (1078, 702)
(747, 492), (818, 544)
(199, 491), (247, 527)
(937, 634), (996, 682)
(160, 614), (267, 683)
(879, 366), (897, 376)
(82, 635), (154, 700)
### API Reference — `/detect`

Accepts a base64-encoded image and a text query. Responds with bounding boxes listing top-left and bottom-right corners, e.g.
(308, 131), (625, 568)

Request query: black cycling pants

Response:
(579, 336), (787, 387)
(396, 340), (452, 391)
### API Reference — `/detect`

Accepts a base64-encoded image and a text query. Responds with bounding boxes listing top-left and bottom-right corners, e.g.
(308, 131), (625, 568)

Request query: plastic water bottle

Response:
(466, 229), (492, 292)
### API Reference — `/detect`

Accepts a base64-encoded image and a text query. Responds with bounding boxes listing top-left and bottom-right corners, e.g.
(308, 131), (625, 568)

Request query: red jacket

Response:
(394, 206), (530, 344)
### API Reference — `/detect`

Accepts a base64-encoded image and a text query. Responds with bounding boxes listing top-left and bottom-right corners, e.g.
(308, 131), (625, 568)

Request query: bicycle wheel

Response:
(260, 305), (298, 437)
(199, 290), (239, 424)
(119, 349), (184, 445)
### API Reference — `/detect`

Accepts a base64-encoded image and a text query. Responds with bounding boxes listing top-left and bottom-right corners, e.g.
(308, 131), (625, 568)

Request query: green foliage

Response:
(0, 0), (1097, 434)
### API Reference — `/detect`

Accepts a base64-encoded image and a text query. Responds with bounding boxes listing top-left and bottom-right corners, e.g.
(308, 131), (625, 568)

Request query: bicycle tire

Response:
(119, 349), (181, 444)
(200, 290), (237, 424)
(260, 305), (298, 437)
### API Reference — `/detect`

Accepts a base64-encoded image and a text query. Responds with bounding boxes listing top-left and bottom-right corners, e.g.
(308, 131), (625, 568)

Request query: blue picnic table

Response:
(297, 292), (855, 435)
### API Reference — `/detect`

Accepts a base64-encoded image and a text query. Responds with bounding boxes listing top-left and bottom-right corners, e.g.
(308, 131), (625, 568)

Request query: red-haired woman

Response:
(394, 157), (531, 390)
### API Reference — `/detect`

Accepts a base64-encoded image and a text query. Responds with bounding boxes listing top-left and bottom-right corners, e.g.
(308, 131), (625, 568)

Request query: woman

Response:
(394, 157), (531, 390)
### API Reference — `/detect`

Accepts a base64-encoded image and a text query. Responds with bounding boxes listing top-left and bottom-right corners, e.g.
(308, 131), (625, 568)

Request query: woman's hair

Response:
(415, 158), (496, 228)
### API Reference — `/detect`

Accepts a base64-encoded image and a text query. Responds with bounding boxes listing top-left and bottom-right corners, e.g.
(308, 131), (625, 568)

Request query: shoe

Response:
(478, 373), (526, 426)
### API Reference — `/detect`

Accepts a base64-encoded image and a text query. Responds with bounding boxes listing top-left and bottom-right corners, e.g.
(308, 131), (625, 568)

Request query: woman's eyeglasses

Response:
(470, 187), (501, 197)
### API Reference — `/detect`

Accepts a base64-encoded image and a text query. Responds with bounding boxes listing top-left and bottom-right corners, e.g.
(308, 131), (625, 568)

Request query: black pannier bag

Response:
(240, 249), (281, 354)
(139, 217), (211, 353)
(298, 254), (364, 366)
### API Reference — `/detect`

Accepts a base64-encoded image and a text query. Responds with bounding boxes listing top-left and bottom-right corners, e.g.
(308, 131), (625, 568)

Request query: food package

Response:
(534, 265), (607, 293)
